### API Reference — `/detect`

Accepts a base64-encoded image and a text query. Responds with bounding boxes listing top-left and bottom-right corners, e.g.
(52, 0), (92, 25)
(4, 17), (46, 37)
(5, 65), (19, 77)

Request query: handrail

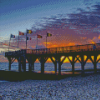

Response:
(26, 43), (100, 54)
(5, 43), (100, 55)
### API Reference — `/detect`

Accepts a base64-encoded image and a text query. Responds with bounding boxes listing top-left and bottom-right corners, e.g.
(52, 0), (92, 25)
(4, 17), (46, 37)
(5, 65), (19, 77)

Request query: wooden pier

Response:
(2, 43), (100, 81)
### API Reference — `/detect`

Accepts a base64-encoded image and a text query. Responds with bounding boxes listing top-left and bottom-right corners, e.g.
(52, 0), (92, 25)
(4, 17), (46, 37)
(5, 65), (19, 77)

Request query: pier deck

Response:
(2, 43), (100, 81)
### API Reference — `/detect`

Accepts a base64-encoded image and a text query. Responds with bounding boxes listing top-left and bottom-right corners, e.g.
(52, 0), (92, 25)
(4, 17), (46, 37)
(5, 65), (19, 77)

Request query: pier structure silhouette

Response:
(5, 43), (100, 77)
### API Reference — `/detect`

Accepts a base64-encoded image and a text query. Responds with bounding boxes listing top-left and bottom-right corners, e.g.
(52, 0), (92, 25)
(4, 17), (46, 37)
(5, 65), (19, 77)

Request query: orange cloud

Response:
(31, 46), (35, 48)
(67, 42), (75, 46)
(80, 37), (87, 40)
(91, 40), (96, 44)
(93, 37), (96, 40)
(91, 41), (95, 44)
(44, 42), (52, 45)
(88, 39), (96, 44)
(98, 35), (100, 39)
(50, 45), (58, 47)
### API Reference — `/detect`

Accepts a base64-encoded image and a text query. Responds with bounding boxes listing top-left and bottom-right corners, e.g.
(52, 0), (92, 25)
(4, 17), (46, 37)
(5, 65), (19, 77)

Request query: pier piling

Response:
(18, 57), (21, 72)
(8, 58), (11, 71)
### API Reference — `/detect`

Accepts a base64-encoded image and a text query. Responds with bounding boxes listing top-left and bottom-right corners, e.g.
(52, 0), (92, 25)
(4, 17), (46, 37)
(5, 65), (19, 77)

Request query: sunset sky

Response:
(0, 0), (100, 62)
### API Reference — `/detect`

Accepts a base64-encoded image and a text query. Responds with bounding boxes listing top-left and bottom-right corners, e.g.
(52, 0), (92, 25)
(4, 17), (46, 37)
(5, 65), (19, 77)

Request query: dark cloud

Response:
(32, 4), (100, 33)
(67, 4), (100, 30)
(92, 4), (100, 11)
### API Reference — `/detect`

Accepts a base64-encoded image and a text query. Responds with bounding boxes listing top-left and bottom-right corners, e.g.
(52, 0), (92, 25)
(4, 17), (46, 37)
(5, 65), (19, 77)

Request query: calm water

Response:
(0, 62), (100, 82)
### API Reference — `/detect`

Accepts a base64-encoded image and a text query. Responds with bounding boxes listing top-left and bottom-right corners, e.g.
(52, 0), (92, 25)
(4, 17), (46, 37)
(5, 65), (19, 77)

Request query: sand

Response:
(0, 74), (100, 100)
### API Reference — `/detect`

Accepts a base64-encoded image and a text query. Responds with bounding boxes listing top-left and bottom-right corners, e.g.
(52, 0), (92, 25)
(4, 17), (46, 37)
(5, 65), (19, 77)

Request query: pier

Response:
(1, 43), (100, 81)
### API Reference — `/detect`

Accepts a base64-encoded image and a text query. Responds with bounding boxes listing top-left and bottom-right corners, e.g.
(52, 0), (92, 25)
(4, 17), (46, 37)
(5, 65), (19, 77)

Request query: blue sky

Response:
(0, 0), (100, 53)
(0, 0), (97, 40)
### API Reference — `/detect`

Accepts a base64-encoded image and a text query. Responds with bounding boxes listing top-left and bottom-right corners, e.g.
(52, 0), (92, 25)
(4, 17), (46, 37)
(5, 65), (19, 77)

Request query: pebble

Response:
(0, 74), (100, 99)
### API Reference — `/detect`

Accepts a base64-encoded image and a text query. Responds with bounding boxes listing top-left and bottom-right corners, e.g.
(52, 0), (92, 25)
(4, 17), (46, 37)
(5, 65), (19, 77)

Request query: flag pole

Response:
(26, 30), (27, 49)
(46, 32), (47, 53)
(17, 32), (19, 48)
(46, 36), (47, 48)
(36, 35), (38, 54)
(37, 35), (38, 49)
(8, 34), (11, 51)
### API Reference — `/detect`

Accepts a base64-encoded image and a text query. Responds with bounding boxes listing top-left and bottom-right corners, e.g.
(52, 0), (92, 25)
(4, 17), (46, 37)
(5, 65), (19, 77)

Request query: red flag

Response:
(19, 31), (24, 35)
(37, 35), (42, 38)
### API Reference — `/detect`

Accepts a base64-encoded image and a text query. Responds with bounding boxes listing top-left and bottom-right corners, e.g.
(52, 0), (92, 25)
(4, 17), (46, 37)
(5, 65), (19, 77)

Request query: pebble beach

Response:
(0, 74), (100, 100)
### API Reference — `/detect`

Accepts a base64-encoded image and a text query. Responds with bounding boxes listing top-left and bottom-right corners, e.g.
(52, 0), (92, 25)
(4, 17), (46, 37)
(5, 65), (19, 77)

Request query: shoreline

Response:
(1, 69), (100, 81)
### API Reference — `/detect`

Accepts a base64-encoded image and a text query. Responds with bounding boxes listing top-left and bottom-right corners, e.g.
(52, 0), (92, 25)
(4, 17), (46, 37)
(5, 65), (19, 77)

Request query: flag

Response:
(11, 34), (15, 38)
(27, 30), (32, 34)
(19, 31), (24, 35)
(27, 37), (31, 40)
(37, 34), (42, 38)
(47, 33), (52, 37)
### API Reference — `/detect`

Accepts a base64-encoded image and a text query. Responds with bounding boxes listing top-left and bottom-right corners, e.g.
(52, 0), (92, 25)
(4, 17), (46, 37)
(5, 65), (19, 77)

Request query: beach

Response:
(0, 73), (100, 100)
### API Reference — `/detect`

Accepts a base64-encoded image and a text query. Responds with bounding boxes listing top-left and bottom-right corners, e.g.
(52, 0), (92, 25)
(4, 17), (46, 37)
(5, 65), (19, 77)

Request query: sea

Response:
(0, 62), (100, 82)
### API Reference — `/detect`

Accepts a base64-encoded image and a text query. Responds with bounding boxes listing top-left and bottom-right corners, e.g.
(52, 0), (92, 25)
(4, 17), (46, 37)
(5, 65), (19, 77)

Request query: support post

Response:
(70, 56), (75, 75)
(57, 56), (61, 75)
(54, 62), (57, 74)
(21, 62), (24, 72)
(81, 62), (84, 76)
(72, 62), (74, 74)
(94, 55), (97, 74)
(23, 56), (26, 72)
(41, 62), (45, 74)
(94, 62), (97, 74)
(29, 56), (32, 72)
(81, 55), (85, 76)
(8, 58), (11, 71)
(39, 57), (47, 74)
(18, 56), (21, 72)
(50, 57), (57, 74)
(32, 62), (34, 71)
(58, 62), (61, 75)
(31, 58), (36, 71)
(57, 56), (66, 75)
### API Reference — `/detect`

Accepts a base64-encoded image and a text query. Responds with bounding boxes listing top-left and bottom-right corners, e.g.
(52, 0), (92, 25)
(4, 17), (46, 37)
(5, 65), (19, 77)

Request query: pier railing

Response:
(26, 43), (100, 54)
(5, 43), (100, 56)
